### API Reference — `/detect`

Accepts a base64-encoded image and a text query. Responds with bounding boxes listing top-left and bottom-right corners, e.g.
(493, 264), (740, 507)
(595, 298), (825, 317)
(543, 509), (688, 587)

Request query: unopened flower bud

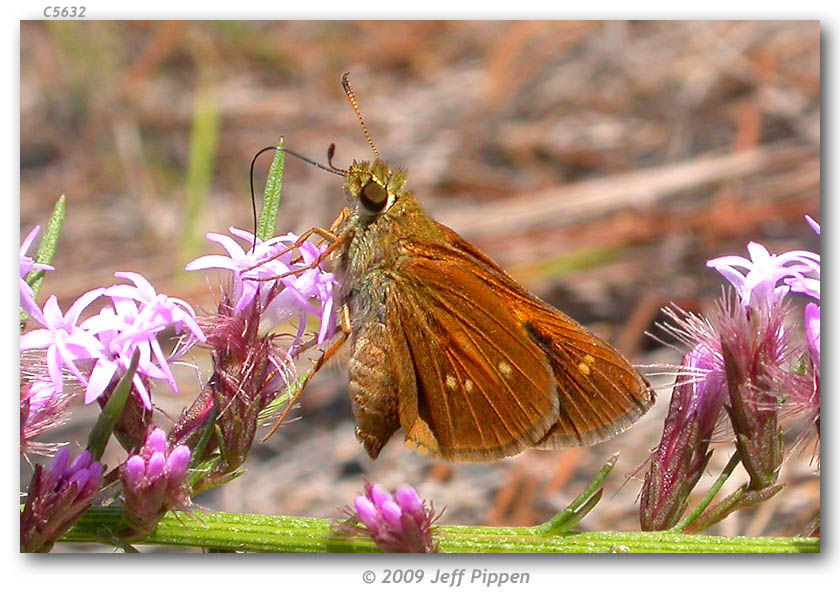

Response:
(640, 344), (727, 530)
(21, 448), (103, 552)
(120, 427), (192, 538)
(337, 482), (441, 553)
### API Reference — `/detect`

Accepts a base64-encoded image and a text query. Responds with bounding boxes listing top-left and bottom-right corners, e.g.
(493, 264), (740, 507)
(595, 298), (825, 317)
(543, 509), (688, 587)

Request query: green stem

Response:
(669, 452), (741, 533)
(60, 507), (818, 553)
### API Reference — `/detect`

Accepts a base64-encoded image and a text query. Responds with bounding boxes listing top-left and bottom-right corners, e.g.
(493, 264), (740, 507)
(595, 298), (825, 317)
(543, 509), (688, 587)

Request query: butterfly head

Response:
(344, 159), (408, 216)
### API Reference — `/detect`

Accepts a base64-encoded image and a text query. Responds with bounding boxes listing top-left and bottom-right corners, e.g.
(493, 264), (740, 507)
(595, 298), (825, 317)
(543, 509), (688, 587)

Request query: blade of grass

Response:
(180, 87), (220, 269)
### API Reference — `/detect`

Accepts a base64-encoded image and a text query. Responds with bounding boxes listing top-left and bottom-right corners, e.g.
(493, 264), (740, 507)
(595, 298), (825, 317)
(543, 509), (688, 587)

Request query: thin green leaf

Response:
(535, 453), (617, 534)
(86, 349), (140, 461)
(256, 138), (285, 242)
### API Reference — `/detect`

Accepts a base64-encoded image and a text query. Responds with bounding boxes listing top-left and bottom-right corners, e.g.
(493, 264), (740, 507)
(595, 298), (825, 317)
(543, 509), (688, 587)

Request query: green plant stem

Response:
(669, 452), (742, 532)
(61, 507), (818, 553)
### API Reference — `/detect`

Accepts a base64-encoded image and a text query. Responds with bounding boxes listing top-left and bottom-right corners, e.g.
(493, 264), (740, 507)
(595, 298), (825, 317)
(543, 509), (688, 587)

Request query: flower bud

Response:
(21, 448), (103, 552)
(337, 482), (441, 553)
(715, 294), (788, 491)
(119, 427), (192, 538)
(640, 344), (727, 530)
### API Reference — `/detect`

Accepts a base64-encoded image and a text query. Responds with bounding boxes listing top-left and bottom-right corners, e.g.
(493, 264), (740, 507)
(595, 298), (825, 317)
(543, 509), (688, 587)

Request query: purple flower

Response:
(20, 226), (54, 324)
(718, 296), (789, 491)
(338, 482), (440, 553)
(20, 375), (71, 455)
(707, 216), (820, 449)
(81, 272), (206, 408)
(640, 343), (727, 530)
(20, 448), (104, 552)
(186, 228), (337, 348)
(785, 216), (820, 303)
(120, 427), (192, 538)
(707, 242), (819, 309)
(19, 290), (106, 394)
(21, 273), (206, 411)
(169, 298), (297, 477)
(173, 228), (330, 479)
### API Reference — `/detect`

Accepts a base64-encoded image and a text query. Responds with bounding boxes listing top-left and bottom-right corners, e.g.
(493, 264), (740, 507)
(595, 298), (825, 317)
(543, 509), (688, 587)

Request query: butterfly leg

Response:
(245, 207), (352, 273)
(261, 304), (352, 441)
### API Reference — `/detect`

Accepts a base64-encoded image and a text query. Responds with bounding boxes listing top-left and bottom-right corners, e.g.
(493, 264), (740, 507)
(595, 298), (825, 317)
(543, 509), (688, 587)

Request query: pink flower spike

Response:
(20, 291), (106, 393)
(339, 482), (441, 553)
(119, 427), (193, 537)
(107, 272), (206, 343)
(187, 228), (338, 350)
(21, 448), (104, 552)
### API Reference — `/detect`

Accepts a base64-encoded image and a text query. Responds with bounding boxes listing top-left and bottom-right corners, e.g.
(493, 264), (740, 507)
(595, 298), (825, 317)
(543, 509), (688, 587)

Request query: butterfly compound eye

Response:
(360, 181), (388, 212)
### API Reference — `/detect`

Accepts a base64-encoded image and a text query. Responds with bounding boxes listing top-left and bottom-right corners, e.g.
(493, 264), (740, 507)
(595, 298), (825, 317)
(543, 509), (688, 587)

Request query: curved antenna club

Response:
(341, 72), (380, 160)
(249, 144), (344, 251)
(326, 143), (348, 174)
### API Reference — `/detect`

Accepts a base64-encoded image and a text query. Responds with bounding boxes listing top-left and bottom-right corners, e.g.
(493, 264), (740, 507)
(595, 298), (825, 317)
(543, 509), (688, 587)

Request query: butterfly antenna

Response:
(341, 72), (380, 160)
(326, 143), (348, 174)
(249, 144), (344, 252)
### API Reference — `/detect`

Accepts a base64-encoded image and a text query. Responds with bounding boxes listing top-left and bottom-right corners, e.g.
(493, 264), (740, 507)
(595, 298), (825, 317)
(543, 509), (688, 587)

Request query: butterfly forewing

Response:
(387, 222), (653, 459)
(387, 255), (559, 460)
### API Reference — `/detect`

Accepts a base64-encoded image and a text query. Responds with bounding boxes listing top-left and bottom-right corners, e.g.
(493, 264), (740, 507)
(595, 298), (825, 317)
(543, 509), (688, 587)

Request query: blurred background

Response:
(21, 21), (819, 539)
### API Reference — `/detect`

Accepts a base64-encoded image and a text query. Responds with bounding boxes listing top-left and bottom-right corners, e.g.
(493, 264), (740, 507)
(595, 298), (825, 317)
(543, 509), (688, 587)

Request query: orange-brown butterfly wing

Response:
(390, 221), (653, 459)
(522, 304), (654, 447)
(385, 255), (559, 461)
